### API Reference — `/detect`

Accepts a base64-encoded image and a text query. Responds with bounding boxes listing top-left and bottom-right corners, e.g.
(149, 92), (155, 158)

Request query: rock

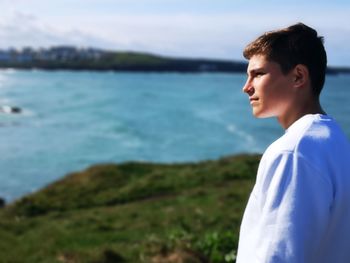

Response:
(0, 105), (22, 114)
(0, 197), (5, 208)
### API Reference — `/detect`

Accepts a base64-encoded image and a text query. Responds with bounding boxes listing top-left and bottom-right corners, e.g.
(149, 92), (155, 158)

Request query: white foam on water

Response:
(122, 137), (143, 149)
(0, 97), (12, 104)
(0, 74), (7, 88)
(227, 123), (259, 151)
(19, 108), (35, 117)
(193, 108), (225, 124)
(0, 68), (17, 74)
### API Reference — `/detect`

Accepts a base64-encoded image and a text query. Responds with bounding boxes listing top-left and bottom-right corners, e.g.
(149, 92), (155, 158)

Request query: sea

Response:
(0, 70), (349, 202)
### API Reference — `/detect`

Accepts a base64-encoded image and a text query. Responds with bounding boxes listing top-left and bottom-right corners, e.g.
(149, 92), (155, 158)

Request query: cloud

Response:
(0, 11), (117, 49)
(0, 6), (349, 65)
(52, 11), (349, 62)
(0, 11), (255, 59)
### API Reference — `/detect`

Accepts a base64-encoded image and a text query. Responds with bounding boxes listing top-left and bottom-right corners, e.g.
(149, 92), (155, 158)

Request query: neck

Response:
(277, 98), (325, 129)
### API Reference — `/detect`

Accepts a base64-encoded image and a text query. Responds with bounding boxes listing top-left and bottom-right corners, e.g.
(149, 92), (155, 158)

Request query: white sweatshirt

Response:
(236, 114), (350, 263)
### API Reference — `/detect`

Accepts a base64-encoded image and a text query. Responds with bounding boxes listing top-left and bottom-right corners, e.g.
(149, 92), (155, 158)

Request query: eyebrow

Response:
(247, 67), (265, 75)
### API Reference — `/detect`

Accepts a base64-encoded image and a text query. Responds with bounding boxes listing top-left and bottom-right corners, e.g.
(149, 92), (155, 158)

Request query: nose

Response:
(242, 79), (254, 95)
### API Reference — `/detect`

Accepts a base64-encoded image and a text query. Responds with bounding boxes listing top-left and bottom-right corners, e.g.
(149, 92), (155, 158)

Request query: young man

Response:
(236, 23), (350, 263)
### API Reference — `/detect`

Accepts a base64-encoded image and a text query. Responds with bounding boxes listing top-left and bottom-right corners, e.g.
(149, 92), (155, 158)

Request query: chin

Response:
(252, 109), (273, 118)
(252, 110), (263, 118)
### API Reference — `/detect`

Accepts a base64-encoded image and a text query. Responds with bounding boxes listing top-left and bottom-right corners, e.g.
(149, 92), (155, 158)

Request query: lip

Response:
(249, 97), (259, 104)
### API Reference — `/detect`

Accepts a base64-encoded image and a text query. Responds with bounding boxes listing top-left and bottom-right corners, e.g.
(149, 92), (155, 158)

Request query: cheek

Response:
(256, 79), (275, 98)
(264, 79), (288, 99)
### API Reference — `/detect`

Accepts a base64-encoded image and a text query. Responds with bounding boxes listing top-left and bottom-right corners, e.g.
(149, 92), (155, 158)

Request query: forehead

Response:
(247, 54), (281, 73)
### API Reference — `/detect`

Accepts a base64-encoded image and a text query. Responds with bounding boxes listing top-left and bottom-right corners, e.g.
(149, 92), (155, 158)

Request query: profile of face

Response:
(242, 55), (295, 119)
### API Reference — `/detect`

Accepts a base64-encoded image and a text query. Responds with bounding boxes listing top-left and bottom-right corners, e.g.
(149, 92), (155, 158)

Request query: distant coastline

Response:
(1, 46), (349, 74)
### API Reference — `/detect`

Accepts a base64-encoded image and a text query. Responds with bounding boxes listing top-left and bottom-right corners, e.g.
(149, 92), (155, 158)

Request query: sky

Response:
(0, 0), (349, 66)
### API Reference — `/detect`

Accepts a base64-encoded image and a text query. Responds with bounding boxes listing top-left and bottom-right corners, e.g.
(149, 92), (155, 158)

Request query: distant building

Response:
(0, 50), (11, 62)
(0, 46), (106, 64)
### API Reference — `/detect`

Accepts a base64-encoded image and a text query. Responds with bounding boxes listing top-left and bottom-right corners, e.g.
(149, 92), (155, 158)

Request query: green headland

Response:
(0, 154), (260, 262)
(1, 47), (349, 74)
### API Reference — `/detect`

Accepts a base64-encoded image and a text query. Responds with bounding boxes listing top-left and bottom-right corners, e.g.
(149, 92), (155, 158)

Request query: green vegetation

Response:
(0, 50), (247, 73)
(0, 154), (260, 262)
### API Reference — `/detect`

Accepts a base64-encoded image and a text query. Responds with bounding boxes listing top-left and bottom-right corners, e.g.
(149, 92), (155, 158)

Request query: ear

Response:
(292, 64), (309, 88)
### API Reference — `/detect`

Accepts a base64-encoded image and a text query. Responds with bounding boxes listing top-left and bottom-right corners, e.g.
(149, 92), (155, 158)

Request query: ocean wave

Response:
(0, 68), (17, 74)
(227, 124), (259, 151)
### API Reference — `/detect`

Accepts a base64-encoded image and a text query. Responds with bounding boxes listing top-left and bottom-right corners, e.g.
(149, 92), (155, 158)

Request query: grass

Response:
(0, 154), (260, 262)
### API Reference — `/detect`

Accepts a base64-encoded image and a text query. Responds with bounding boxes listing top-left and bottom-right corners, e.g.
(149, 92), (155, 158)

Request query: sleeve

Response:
(255, 151), (333, 263)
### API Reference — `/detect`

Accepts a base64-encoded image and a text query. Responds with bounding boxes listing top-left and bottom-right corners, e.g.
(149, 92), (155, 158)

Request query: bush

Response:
(142, 229), (237, 263)
(195, 232), (236, 263)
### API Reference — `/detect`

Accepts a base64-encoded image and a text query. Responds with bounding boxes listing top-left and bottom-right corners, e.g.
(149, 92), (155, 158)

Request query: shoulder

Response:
(260, 114), (350, 186)
(267, 114), (349, 157)
(295, 115), (350, 165)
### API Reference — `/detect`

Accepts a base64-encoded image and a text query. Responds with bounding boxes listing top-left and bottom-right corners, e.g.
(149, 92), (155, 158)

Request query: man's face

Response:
(242, 55), (295, 119)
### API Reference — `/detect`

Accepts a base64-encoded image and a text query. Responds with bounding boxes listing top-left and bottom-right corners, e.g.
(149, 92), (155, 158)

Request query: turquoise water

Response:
(0, 70), (349, 201)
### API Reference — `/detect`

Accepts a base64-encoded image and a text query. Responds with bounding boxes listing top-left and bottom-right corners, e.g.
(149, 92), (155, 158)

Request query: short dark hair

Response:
(243, 23), (327, 97)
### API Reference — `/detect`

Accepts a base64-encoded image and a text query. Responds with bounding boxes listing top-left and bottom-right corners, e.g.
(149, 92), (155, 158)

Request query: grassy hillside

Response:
(0, 154), (260, 262)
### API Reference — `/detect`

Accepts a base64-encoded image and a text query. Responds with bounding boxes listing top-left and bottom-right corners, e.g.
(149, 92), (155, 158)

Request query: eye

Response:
(255, 72), (264, 77)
